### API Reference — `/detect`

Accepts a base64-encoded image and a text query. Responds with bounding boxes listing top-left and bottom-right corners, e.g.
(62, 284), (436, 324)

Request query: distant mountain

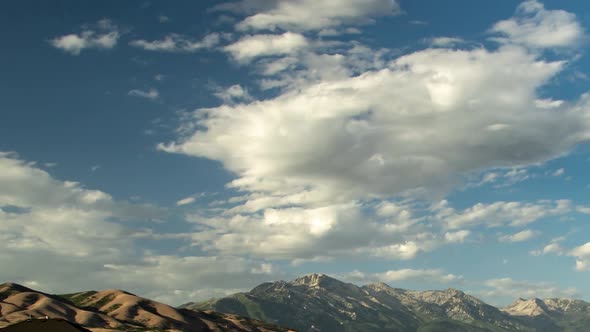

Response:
(182, 273), (590, 332)
(0, 282), (294, 332)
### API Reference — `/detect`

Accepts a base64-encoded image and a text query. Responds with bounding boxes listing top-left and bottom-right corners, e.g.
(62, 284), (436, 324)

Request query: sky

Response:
(1, 0), (590, 306)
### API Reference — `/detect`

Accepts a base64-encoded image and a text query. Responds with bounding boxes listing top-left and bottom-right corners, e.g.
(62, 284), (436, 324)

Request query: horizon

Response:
(2, 0), (590, 308)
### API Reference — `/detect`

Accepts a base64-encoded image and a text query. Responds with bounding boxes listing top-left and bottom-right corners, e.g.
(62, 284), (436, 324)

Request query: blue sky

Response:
(2, 0), (590, 306)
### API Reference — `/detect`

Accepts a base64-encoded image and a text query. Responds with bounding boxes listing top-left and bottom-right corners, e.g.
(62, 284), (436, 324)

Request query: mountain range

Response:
(2, 274), (590, 331)
(183, 273), (590, 332)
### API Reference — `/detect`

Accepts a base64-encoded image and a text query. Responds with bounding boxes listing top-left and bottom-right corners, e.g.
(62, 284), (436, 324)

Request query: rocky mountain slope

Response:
(183, 273), (590, 332)
(0, 282), (294, 332)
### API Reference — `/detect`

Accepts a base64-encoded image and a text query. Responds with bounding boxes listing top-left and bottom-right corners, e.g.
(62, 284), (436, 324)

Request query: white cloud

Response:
(50, 19), (120, 55)
(160, 2), (590, 263)
(224, 32), (308, 63)
(499, 229), (538, 243)
(0, 152), (283, 306)
(130, 33), (222, 52)
(569, 242), (590, 271)
(176, 196), (196, 206)
(342, 268), (462, 284)
(530, 236), (566, 256)
(490, 0), (583, 49)
(552, 168), (565, 177)
(158, 15), (170, 23)
(218, 0), (400, 32)
(436, 200), (571, 229)
(98, 255), (280, 304)
(377, 268), (462, 283)
(161, 43), (590, 211)
(213, 84), (253, 103)
(481, 277), (579, 299)
(128, 88), (159, 100)
(444, 230), (470, 243)
(429, 37), (464, 47)
(535, 98), (564, 109)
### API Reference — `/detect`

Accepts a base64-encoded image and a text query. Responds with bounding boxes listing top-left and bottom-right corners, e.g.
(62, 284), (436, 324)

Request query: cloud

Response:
(176, 196), (196, 206)
(99, 255), (280, 304)
(130, 33), (222, 52)
(0, 152), (283, 306)
(481, 277), (579, 299)
(499, 229), (538, 243)
(215, 0), (400, 32)
(342, 268), (462, 284)
(224, 32), (308, 63)
(128, 88), (159, 100)
(490, 0), (583, 49)
(467, 167), (532, 189)
(552, 168), (565, 177)
(161, 42), (590, 210)
(159, 2), (589, 264)
(158, 15), (170, 23)
(213, 84), (253, 103)
(569, 242), (590, 271)
(444, 230), (470, 243)
(185, 202), (446, 261)
(428, 37), (464, 47)
(50, 19), (120, 55)
(435, 199), (571, 229)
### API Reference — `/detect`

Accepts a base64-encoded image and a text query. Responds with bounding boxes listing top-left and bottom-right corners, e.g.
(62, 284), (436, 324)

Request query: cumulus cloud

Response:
(50, 19), (120, 55)
(481, 277), (579, 299)
(569, 242), (590, 271)
(159, 2), (590, 263)
(499, 229), (538, 243)
(130, 33), (222, 52)
(490, 0), (584, 49)
(128, 88), (159, 100)
(161, 44), (590, 208)
(224, 32), (308, 63)
(215, 0), (400, 32)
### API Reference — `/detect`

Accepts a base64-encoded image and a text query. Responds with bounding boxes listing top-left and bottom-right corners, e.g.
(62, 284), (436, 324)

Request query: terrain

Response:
(183, 273), (590, 332)
(0, 282), (294, 331)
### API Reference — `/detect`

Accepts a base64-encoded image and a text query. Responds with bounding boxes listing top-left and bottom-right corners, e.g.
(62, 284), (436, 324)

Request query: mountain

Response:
(0, 282), (294, 332)
(502, 298), (590, 331)
(183, 273), (590, 332)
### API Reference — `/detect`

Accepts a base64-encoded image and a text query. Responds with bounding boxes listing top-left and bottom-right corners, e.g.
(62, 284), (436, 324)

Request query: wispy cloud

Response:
(128, 88), (159, 100)
(130, 33), (223, 53)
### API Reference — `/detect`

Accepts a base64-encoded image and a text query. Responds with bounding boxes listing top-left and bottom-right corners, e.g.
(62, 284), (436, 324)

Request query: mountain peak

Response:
(291, 273), (339, 288)
(503, 297), (550, 317)
(364, 281), (393, 292)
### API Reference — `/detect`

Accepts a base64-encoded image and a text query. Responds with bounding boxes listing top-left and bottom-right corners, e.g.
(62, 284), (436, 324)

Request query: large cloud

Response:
(214, 0), (400, 32)
(160, 2), (590, 263)
(161, 45), (590, 205)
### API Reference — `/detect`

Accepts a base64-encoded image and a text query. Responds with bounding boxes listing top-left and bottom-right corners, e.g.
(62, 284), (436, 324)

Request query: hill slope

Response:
(0, 282), (294, 332)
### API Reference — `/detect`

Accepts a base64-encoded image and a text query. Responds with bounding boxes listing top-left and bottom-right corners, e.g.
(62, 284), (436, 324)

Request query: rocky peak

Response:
(364, 282), (394, 292)
(291, 273), (340, 288)
(502, 298), (550, 317)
